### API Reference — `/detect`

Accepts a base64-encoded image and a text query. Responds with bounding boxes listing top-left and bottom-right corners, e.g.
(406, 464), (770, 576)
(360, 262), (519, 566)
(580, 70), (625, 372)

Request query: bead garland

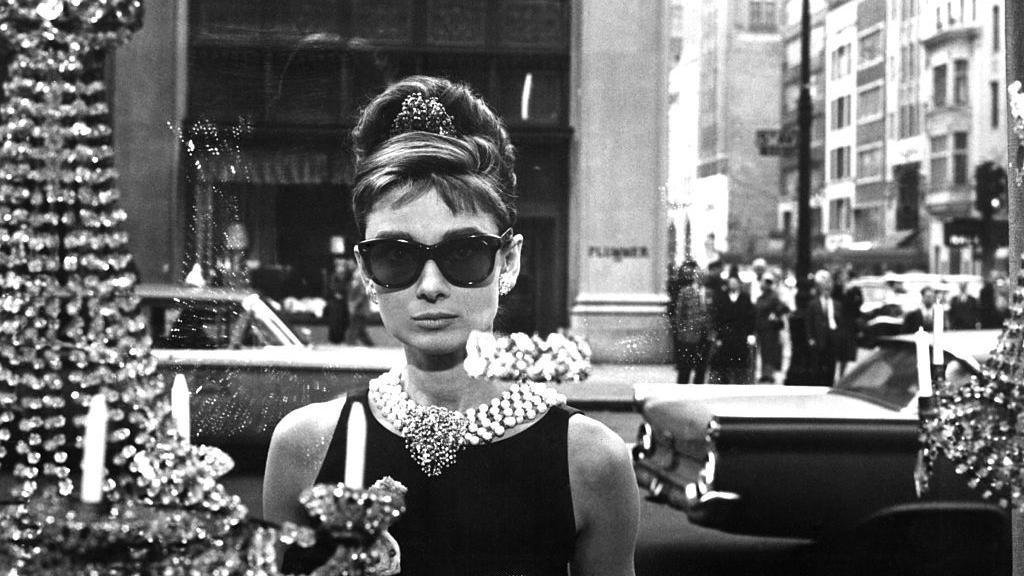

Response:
(368, 368), (567, 477)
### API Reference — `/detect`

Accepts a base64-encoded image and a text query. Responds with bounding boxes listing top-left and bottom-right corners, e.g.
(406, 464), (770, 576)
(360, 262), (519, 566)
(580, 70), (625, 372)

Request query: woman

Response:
(263, 76), (639, 576)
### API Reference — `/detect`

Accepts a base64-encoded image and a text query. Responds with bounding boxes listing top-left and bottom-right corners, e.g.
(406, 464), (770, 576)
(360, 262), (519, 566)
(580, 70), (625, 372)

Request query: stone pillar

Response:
(113, 0), (188, 283)
(569, 0), (671, 363)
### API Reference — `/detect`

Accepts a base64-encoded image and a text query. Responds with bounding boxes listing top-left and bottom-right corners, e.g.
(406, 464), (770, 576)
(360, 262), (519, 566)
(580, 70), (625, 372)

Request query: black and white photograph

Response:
(0, 0), (1022, 574)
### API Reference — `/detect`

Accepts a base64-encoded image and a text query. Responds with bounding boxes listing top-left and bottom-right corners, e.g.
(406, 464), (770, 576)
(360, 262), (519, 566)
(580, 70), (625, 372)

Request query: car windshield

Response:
(144, 299), (281, 349)
(834, 343), (918, 409)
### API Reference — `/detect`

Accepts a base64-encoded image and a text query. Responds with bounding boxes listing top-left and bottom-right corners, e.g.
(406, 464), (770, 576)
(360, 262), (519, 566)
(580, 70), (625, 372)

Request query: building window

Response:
(784, 83), (800, 114)
(953, 131), (968, 184)
(933, 64), (947, 107)
(953, 59), (969, 105)
(749, 0), (777, 31)
(829, 198), (851, 232)
(830, 146), (851, 180)
(831, 95), (851, 129)
(854, 206), (884, 240)
(930, 135), (948, 187)
(831, 44), (850, 79)
(784, 168), (799, 197)
(859, 30), (882, 66)
(858, 85), (883, 121)
(992, 80), (1000, 128)
(993, 5), (1001, 51)
(857, 147), (883, 180)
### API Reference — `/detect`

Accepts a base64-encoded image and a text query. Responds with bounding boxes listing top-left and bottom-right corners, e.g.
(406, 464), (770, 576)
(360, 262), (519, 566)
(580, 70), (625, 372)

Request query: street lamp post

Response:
(784, 0), (815, 386)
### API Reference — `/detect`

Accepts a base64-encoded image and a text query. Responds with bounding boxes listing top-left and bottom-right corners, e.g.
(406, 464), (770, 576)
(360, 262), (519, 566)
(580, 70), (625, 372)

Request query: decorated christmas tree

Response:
(0, 2), (404, 573)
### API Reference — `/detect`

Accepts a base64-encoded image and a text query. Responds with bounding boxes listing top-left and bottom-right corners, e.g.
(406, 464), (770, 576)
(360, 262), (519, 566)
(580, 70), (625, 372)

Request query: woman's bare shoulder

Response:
(566, 414), (630, 475)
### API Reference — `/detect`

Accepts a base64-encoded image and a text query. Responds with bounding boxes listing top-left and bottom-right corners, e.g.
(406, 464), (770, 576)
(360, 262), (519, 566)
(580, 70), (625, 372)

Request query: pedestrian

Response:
(344, 271), (375, 346)
(754, 272), (788, 383)
(671, 260), (711, 384)
(948, 282), (980, 330)
(708, 274), (756, 384)
(836, 284), (863, 377)
(324, 253), (356, 344)
(808, 269), (842, 387)
(903, 286), (943, 333)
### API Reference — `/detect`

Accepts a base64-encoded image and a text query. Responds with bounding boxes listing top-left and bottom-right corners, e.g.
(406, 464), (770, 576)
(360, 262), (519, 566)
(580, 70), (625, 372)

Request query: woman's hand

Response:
(568, 416), (639, 576)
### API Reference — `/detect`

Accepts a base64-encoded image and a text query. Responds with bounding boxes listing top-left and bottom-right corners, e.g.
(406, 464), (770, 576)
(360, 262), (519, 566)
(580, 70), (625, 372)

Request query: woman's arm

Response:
(569, 415), (640, 576)
(263, 398), (343, 527)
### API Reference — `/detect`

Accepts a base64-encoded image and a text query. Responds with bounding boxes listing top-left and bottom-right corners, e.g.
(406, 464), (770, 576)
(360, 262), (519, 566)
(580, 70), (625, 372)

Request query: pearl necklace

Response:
(367, 368), (567, 477)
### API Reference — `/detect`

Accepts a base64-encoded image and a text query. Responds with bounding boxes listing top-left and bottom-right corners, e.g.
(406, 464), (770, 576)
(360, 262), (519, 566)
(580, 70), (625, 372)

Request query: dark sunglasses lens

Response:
(437, 237), (500, 285)
(363, 241), (422, 287)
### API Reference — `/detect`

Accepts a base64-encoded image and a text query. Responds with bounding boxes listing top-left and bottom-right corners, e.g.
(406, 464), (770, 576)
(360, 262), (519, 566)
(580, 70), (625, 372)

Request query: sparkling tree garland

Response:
(921, 255), (1024, 510)
(0, 3), (406, 573)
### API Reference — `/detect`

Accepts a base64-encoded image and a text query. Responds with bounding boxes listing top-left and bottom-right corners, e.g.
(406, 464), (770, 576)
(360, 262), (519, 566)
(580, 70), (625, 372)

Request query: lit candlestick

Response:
(932, 304), (944, 366)
(171, 374), (190, 444)
(915, 327), (933, 398)
(80, 393), (108, 504)
(344, 402), (367, 489)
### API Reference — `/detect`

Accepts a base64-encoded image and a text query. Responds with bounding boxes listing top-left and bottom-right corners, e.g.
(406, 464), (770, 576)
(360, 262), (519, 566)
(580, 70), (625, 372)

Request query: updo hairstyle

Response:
(351, 76), (517, 237)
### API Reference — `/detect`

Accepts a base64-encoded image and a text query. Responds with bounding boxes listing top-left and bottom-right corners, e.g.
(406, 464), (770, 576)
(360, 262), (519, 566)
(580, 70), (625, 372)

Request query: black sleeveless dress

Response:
(282, 390), (580, 576)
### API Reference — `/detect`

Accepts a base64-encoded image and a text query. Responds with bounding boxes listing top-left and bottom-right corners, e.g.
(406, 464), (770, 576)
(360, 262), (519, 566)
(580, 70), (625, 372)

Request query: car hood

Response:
(152, 345), (405, 370)
(640, 384), (911, 448)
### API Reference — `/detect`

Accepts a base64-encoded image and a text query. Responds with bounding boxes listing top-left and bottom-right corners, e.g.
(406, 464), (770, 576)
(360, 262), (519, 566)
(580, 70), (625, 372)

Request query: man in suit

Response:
(903, 286), (943, 333)
(807, 269), (843, 387)
(948, 282), (980, 330)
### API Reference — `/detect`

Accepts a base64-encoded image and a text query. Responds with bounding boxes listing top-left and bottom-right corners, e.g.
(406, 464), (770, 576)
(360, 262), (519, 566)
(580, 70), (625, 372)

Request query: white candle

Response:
(932, 304), (944, 366)
(171, 374), (190, 443)
(915, 327), (933, 398)
(344, 402), (367, 489)
(80, 393), (108, 504)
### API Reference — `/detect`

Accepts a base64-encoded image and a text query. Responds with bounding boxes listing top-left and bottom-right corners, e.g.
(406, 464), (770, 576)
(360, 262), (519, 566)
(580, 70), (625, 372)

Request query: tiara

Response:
(390, 92), (456, 137)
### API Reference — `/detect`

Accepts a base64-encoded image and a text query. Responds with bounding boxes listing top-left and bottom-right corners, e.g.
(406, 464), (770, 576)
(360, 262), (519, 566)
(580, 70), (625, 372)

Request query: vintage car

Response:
(136, 283), (402, 473)
(632, 330), (1009, 546)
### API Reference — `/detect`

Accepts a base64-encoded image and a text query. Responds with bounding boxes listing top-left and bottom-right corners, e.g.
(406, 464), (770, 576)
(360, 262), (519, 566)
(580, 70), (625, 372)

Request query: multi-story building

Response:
(919, 0), (1007, 273)
(681, 0), (784, 263)
(780, 0), (1005, 274)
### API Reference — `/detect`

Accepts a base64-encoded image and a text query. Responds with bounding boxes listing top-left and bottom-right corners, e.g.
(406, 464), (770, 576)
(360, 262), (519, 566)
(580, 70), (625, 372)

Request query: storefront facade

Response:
(114, 0), (672, 361)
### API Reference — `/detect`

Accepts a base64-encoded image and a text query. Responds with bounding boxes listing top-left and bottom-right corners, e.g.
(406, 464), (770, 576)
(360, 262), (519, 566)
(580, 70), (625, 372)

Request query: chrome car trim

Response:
(698, 490), (741, 504)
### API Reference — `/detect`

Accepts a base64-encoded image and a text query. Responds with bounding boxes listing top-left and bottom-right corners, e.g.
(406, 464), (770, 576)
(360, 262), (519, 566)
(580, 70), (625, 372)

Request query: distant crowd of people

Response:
(666, 258), (1009, 386)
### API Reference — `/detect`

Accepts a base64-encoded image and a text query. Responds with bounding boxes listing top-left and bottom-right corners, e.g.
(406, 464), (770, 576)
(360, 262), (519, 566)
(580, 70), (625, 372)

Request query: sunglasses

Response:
(356, 228), (513, 289)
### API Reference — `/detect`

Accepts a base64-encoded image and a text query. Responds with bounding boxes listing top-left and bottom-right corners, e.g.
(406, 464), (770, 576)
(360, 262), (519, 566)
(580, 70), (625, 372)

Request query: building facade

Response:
(676, 0), (784, 265)
(113, 0), (674, 362)
(777, 0), (1006, 274)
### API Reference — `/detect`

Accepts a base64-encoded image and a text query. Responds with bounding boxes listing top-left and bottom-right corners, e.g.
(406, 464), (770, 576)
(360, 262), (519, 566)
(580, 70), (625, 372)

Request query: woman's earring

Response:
(498, 274), (515, 296)
(367, 284), (379, 304)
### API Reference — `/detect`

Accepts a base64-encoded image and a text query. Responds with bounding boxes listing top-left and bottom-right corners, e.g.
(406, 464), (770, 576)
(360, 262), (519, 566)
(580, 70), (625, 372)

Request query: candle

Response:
(932, 303), (944, 365)
(80, 393), (108, 504)
(344, 402), (367, 489)
(915, 327), (933, 398)
(171, 373), (190, 443)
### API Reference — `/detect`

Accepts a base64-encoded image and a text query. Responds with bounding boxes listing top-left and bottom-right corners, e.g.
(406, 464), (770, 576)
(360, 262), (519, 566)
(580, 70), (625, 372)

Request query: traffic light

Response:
(975, 161), (1007, 216)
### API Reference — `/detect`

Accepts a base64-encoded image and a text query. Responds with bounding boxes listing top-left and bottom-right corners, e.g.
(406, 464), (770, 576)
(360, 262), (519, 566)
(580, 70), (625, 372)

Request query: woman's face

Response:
(359, 189), (522, 363)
